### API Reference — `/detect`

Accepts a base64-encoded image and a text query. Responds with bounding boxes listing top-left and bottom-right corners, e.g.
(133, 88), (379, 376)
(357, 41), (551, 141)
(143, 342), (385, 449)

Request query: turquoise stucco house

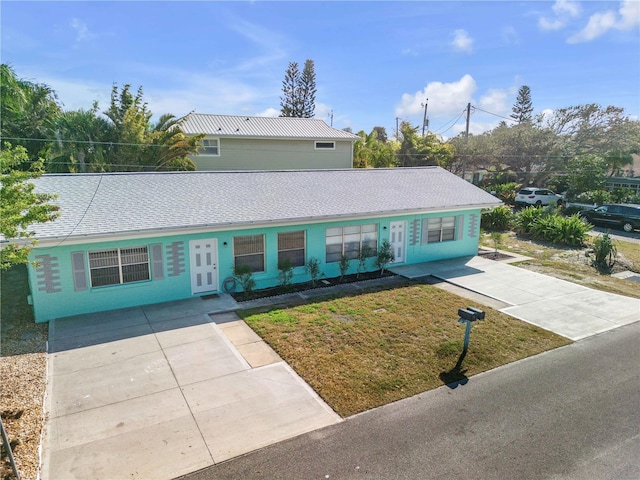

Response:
(23, 167), (501, 322)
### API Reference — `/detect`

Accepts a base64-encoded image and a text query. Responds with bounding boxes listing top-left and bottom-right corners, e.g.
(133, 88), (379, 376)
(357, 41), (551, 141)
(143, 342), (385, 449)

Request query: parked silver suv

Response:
(515, 187), (563, 207)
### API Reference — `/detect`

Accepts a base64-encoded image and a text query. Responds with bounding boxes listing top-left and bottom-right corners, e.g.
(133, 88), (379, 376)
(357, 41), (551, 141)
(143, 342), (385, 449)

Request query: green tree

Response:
(566, 154), (607, 197)
(511, 85), (533, 124)
(353, 127), (398, 168)
(299, 59), (317, 118)
(50, 104), (111, 172)
(543, 104), (638, 159)
(100, 84), (200, 171)
(1, 64), (61, 167)
(280, 59), (316, 118)
(397, 121), (454, 168)
(1, 143), (59, 269)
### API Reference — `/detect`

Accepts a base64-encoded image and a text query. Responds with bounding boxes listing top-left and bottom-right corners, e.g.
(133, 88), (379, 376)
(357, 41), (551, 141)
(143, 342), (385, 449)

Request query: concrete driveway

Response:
(392, 255), (640, 341)
(42, 298), (340, 480)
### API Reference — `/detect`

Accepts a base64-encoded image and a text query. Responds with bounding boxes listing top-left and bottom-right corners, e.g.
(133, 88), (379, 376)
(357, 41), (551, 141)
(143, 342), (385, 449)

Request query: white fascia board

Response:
(31, 203), (497, 248)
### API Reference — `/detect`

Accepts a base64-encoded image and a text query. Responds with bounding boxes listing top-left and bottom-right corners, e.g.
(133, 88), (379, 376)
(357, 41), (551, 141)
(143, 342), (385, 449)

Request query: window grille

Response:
(234, 234), (265, 272)
(278, 231), (305, 267)
(88, 246), (149, 287)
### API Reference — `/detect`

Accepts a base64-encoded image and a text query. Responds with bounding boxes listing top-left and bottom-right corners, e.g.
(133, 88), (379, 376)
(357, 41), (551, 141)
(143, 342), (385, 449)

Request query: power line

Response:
(472, 106), (516, 123)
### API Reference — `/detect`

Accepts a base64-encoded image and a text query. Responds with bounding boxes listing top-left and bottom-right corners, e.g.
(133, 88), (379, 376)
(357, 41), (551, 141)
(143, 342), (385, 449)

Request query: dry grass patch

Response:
(240, 281), (570, 417)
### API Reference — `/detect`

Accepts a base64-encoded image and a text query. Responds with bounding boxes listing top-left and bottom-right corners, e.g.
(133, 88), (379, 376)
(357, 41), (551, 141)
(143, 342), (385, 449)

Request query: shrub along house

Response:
(182, 113), (360, 170)
(23, 167), (501, 323)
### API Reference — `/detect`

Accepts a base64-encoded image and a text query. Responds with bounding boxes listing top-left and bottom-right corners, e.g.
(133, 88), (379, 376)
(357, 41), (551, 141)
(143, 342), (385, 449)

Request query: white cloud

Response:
(569, 0), (640, 43)
(32, 66), (277, 120)
(395, 74), (477, 120)
(619, 0), (640, 29)
(70, 18), (94, 43)
(256, 107), (280, 117)
(223, 16), (288, 73)
(478, 89), (510, 116)
(502, 26), (521, 46)
(451, 29), (473, 53)
(538, 0), (582, 31)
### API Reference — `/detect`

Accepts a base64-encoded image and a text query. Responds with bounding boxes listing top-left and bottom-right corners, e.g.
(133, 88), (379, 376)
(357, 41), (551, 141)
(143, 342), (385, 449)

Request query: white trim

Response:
(29, 206), (493, 248)
(314, 141), (335, 150)
(199, 138), (220, 156)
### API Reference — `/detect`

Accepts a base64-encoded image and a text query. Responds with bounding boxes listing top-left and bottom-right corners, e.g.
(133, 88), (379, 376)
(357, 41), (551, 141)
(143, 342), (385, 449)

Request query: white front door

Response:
(189, 239), (219, 294)
(389, 221), (406, 264)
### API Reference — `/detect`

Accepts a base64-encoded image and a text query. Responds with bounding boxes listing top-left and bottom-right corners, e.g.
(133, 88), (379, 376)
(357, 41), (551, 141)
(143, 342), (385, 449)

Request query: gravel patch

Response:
(1, 266), (48, 480)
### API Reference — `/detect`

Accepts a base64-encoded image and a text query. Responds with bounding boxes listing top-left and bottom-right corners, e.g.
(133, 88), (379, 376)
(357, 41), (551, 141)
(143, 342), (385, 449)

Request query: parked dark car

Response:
(579, 204), (640, 233)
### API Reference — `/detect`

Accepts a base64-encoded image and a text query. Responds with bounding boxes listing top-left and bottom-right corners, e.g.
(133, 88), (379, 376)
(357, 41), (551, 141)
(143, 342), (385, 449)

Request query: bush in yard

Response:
(305, 257), (322, 287)
(490, 232), (504, 254)
(576, 190), (612, 206)
(277, 259), (294, 289)
(513, 206), (546, 235)
(592, 231), (617, 273)
(375, 239), (395, 275)
(610, 188), (640, 204)
(233, 264), (255, 294)
(486, 182), (520, 205)
(481, 206), (513, 231)
(357, 245), (373, 278)
(338, 255), (350, 282)
(515, 207), (589, 246)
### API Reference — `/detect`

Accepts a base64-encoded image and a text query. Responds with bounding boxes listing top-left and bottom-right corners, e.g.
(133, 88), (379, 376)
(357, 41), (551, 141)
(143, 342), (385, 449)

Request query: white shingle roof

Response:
(26, 168), (501, 242)
(181, 113), (360, 140)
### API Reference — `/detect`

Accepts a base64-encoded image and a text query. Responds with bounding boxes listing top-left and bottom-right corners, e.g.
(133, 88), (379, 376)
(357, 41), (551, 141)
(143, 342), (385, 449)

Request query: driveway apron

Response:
(42, 297), (340, 480)
(392, 256), (640, 341)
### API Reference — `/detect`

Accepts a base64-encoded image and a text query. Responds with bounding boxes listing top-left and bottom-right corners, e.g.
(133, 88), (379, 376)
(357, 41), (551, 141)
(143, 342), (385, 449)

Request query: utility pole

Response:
(329, 110), (334, 127)
(462, 102), (471, 181)
(395, 117), (400, 140)
(421, 98), (429, 136)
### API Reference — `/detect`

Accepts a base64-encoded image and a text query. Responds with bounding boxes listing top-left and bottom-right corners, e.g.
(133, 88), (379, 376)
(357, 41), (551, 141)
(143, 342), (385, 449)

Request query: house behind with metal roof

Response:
(23, 167), (501, 322)
(182, 113), (360, 170)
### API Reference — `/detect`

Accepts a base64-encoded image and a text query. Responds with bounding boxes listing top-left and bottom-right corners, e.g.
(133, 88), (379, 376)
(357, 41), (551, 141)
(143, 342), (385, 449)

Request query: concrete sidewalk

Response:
(42, 301), (340, 480)
(392, 255), (640, 341)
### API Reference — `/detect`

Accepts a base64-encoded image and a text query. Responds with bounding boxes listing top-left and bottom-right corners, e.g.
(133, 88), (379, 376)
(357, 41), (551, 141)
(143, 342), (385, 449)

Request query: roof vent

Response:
(217, 127), (222, 131)
(245, 117), (250, 121)
(236, 128), (240, 132)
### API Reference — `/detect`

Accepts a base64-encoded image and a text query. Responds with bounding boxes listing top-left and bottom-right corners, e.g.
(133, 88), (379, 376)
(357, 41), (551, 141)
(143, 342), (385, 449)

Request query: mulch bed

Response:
(229, 270), (397, 303)
(478, 250), (516, 261)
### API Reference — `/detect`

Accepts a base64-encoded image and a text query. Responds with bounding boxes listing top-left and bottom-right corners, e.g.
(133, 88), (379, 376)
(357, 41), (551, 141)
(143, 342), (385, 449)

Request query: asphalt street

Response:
(178, 321), (640, 480)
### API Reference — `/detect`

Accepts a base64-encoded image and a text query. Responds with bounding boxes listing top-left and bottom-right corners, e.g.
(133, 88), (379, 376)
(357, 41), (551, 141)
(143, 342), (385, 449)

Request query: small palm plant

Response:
(592, 231), (617, 273)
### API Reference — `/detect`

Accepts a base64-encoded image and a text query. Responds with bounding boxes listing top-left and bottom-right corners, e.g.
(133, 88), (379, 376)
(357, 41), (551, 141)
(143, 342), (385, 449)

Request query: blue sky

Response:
(2, 1), (639, 138)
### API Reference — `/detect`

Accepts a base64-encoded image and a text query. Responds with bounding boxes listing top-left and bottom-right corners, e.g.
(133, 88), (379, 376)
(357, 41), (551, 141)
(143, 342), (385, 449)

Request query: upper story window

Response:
(201, 138), (220, 156)
(315, 141), (335, 150)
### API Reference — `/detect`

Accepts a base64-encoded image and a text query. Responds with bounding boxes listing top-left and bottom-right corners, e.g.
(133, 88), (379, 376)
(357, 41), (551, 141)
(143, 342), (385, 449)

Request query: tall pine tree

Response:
(511, 85), (533, 124)
(280, 59), (316, 118)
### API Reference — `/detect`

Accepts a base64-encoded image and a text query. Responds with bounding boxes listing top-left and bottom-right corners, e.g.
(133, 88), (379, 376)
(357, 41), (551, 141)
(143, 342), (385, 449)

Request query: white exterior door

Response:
(389, 221), (406, 263)
(189, 239), (218, 294)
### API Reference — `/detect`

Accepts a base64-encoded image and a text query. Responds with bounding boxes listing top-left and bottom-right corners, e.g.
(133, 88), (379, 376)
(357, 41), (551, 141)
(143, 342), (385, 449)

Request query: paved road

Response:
(178, 322), (640, 480)
(590, 226), (640, 244)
